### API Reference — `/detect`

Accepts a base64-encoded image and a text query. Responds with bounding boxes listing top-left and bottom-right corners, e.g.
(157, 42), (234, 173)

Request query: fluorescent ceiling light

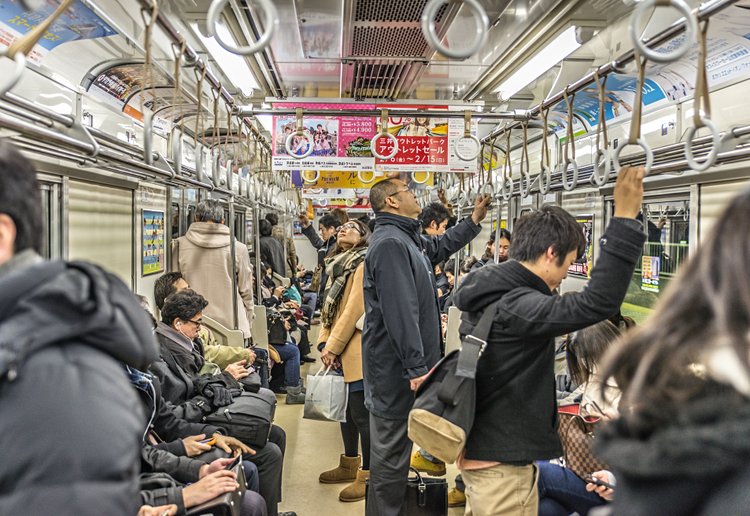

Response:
(190, 22), (259, 97)
(494, 26), (581, 101)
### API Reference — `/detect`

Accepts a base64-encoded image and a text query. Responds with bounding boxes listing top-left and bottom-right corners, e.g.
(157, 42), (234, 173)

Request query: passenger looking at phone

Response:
(451, 167), (646, 515)
(537, 320), (626, 515)
(154, 272), (259, 388)
(149, 289), (292, 516)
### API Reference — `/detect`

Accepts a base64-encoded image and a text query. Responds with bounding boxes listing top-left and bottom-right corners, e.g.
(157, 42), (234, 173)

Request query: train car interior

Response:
(2, 0), (750, 514)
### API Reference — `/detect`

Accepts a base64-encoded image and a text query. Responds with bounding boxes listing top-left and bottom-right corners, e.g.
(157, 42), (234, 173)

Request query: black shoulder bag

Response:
(407, 299), (499, 464)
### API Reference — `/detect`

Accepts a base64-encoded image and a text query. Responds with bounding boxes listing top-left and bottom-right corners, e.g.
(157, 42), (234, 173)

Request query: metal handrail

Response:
(481, 0), (741, 143)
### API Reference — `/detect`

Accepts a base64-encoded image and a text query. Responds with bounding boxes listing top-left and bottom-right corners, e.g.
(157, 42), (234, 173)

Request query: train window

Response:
(234, 212), (246, 243)
(186, 205), (196, 230)
(38, 181), (62, 260)
(171, 203), (181, 239)
(619, 199), (691, 324)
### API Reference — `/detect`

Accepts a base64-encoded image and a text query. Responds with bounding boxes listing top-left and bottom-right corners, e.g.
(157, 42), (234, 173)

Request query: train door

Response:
(67, 179), (135, 287)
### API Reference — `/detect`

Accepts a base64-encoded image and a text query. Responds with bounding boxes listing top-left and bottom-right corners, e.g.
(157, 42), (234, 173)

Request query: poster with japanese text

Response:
(0, 0), (116, 64)
(142, 210), (164, 276)
(272, 103), (376, 172)
(568, 215), (594, 277)
(641, 255), (660, 293)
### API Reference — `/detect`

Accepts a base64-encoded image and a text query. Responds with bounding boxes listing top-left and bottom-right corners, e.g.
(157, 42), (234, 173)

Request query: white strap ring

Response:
(207, 0), (279, 56)
(421, 0), (489, 60)
(629, 0), (697, 64)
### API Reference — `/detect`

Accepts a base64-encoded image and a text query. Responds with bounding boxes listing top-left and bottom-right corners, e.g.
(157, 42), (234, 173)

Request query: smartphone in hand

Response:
(585, 475), (615, 490)
(225, 454), (243, 471)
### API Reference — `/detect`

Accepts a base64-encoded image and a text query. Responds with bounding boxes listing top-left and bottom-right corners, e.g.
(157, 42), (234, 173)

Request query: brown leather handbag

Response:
(557, 404), (609, 480)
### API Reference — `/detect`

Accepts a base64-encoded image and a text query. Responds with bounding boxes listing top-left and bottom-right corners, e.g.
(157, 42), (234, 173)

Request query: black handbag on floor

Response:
(203, 388), (277, 448)
(365, 468), (448, 516)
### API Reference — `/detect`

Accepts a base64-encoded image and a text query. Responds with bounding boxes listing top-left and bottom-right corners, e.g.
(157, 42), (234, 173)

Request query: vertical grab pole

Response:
(228, 197), (239, 330)
(253, 203), (263, 303)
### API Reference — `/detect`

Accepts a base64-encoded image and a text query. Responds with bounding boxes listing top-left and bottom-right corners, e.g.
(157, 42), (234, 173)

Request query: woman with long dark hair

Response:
(597, 189), (750, 514)
(316, 219), (371, 503)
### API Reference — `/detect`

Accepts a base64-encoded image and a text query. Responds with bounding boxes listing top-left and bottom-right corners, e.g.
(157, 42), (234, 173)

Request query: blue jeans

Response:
(274, 341), (300, 387)
(537, 461), (608, 516)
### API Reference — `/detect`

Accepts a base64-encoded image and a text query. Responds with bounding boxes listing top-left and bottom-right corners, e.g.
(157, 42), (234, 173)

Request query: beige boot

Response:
(339, 468), (369, 502)
(319, 454), (360, 484)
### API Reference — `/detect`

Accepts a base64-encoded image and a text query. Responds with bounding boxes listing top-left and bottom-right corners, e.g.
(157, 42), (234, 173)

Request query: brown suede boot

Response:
(339, 468), (369, 502)
(318, 454), (360, 484)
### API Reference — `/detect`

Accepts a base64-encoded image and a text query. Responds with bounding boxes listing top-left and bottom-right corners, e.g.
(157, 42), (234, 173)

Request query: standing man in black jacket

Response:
(452, 167), (646, 516)
(298, 212), (338, 300)
(363, 178), (490, 515)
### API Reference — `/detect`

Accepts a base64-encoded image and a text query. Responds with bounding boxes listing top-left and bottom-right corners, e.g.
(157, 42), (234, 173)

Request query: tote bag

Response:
(304, 366), (348, 422)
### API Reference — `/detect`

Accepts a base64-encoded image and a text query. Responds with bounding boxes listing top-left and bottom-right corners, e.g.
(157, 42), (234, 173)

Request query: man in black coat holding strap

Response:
(452, 167), (646, 516)
(363, 178), (490, 515)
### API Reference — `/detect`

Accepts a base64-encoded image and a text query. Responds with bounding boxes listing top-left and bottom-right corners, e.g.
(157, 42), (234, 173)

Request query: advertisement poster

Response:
(374, 116), (479, 173)
(142, 210), (165, 276)
(641, 255), (661, 293)
(292, 170), (433, 189)
(272, 103), (376, 172)
(0, 0), (116, 64)
(568, 215), (594, 277)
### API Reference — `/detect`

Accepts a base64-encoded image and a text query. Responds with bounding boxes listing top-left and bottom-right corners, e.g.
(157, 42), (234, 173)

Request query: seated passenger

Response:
(537, 320), (624, 515)
(150, 290), (292, 516)
(154, 272), (257, 372)
(266, 310), (305, 405)
(597, 187), (750, 514)
(317, 219), (371, 502)
(0, 141), (159, 515)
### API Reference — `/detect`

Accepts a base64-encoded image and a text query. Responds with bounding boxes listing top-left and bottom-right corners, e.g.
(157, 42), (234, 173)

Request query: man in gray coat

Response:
(0, 141), (159, 514)
(363, 178), (490, 515)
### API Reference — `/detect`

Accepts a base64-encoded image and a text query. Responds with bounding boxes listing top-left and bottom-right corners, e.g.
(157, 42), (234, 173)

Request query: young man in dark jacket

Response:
(451, 167), (646, 516)
(362, 178), (490, 515)
(0, 141), (159, 515)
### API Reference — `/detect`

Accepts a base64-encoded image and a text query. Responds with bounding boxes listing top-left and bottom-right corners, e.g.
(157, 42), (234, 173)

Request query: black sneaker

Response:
(279, 512), (297, 516)
(301, 355), (316, 363)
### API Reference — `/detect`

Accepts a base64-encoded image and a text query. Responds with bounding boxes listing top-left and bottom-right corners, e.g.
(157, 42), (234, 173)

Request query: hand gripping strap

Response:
(455, 300), (500, 379)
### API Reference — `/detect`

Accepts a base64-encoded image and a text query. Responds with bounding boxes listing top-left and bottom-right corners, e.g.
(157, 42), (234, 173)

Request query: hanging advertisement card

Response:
(641, 255), (661, 293)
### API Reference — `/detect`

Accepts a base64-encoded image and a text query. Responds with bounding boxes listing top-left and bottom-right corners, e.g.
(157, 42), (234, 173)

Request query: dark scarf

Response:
(596, 381), (750, 478)
(320, 247), (367, 327)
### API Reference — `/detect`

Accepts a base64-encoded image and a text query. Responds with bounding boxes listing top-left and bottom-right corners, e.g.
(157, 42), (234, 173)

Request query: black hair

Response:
(508, 206), (585, 266)
(259, 219), (273, 237)
(369, 178), (401, 213)
(444, 258), (456, 274)
(160, 289), (208, 325)
(154, 272), (184, 310)
(265, 213), (279, 226)
(420, 202), (451, 232)
(318, 214), (339, 230)
(566, 320), (623, 386)
(489, 228), (512, 243)
(0, 141), (43, 253)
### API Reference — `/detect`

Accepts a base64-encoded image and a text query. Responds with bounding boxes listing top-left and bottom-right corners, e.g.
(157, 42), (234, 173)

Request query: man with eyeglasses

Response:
(363, 178), (491, 516)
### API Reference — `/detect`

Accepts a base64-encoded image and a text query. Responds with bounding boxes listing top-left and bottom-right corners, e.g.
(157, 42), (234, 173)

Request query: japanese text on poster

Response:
(641, 255), (660, 293)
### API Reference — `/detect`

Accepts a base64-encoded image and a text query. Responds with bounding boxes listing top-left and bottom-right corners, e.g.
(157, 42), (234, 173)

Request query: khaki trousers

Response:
(461, 463), (539, 516)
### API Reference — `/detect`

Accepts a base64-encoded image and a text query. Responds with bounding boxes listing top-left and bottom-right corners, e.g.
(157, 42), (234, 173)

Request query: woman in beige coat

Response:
(317, 219), (371, 503)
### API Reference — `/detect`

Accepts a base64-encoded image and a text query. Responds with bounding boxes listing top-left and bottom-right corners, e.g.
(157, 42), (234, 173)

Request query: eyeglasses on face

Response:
(184, 318), (203, 327)
(337, 223), (364, 235)
(387, 186), (411, 198)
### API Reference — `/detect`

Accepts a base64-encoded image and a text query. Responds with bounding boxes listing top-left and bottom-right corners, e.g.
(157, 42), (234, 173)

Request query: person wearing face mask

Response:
(450, 168), (645, 516)
(316, 219), (371, 503)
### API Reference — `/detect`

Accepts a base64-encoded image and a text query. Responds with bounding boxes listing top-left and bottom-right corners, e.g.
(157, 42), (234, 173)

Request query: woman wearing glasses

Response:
(316, 219), (372, 503)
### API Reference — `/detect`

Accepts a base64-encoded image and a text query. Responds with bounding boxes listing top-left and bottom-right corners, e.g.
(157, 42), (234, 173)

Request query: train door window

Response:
(613, 196), (691, 324)
(186, 204), (196, 229)
(234, 211), (246, 243)
(38, 181), (62, 259)
(171, 203), (181, 239)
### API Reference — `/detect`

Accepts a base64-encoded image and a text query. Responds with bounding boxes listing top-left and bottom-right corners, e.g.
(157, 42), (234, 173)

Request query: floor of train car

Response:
(276, 326), (463, 515)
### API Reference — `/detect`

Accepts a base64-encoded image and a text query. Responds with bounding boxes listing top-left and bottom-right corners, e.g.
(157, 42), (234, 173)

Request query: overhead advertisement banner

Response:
(272, 103), (376, 172)
(272, 104), (478, 176)
(0, 0), (116, 64)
